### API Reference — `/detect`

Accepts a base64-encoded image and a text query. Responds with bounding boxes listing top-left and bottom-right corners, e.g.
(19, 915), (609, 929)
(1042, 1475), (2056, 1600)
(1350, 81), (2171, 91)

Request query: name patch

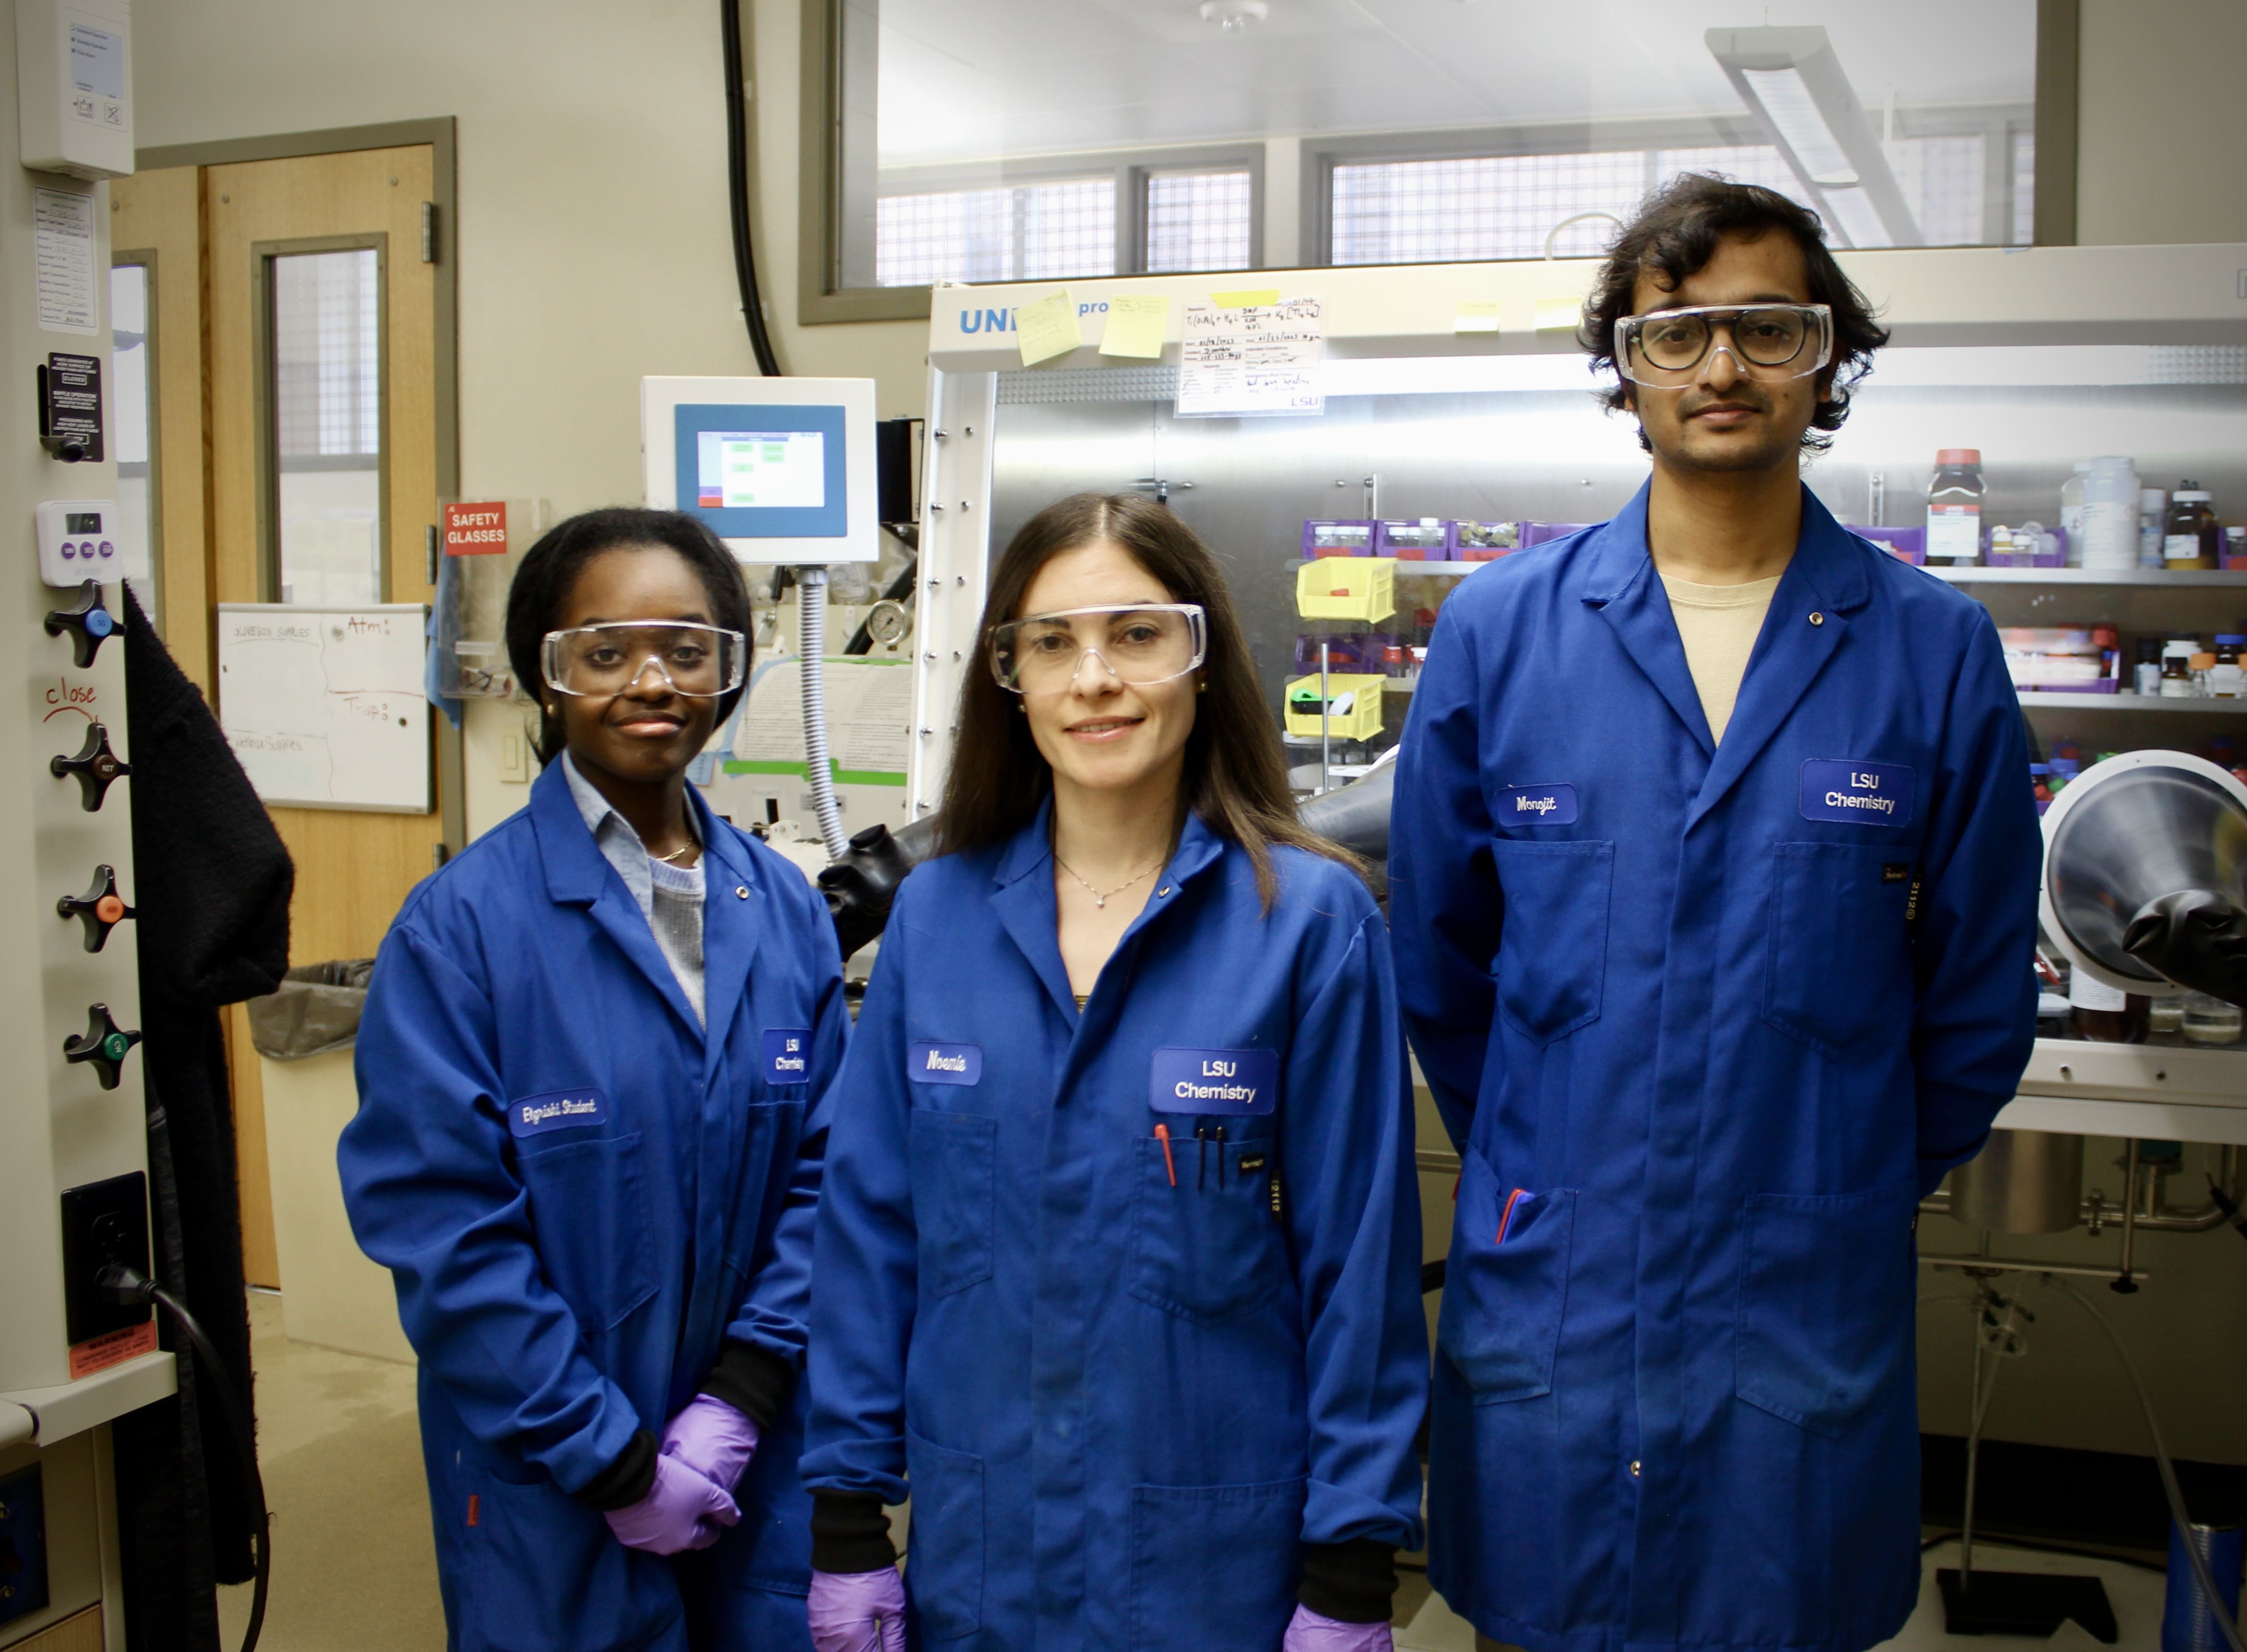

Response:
(910, 1041), (983, 1086)
(1799, 760), (1915, 827)
(1149, 1047), (1279, 1116)
(508, 1089), (607, 1138)
(762, 1028), (814, 1085)
(1497, 783), (1579, 825)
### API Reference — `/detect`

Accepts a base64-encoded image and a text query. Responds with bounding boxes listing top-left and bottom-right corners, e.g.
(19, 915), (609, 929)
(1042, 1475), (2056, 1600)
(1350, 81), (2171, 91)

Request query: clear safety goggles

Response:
(540, 622), (748, 699)
(1615, 303), (1833, 387)
(988, 604), (1207, 694)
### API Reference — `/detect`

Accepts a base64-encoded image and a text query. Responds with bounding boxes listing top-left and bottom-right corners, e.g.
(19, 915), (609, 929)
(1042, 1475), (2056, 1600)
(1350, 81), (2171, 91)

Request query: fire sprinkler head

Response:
(1199, 0), (1269, 30)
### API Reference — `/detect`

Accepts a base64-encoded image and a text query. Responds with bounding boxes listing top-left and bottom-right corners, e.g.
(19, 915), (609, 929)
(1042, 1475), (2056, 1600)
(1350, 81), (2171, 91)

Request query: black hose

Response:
(721, 0), (782, 377)
(101, 1265), (270, 1652)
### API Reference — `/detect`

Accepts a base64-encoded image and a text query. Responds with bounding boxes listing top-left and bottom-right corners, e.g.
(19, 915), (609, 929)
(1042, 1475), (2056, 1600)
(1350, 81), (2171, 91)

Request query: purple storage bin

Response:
(1846, 525), (1926, 565)
(1295, 634), (1383, 671)
(1449, 520), (1521, 561)
(1374, 520), (1452, 560)
(1519, 522), (1593, 548)
(1301, 520), (1375, 559)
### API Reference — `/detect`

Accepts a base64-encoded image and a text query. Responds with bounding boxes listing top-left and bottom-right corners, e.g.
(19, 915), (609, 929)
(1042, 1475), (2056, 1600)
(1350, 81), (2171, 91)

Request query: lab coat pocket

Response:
(1734, 1182), (1917, 1437)
(908, 1110), (996, 1297)
(1437, 1151), (1574, 1403)
(903, 1427), (984, 1641)
(1127, 1475), (1305, 1652)
(1129, 1135), (1287, 1327)
(515, 1131), (658, 1332)
(1488, 839), (1613, 1044)
(1762, 842), (1914, 1061)
(460, 1461), (679, 1651)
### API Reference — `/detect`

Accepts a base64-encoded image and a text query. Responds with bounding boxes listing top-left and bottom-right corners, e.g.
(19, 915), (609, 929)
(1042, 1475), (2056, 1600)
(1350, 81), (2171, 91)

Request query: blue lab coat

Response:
(1390, 485), (2040, 1652)
(339, 762), (848, 1652)
(801, 807), (1427, 1652)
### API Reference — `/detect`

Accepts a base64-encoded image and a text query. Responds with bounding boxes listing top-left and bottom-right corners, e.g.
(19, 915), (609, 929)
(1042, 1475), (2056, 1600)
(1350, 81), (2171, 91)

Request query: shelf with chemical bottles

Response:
(1927, 567), (2247, 587)
(1292, 561), (2247, 586)
(2016, 691), (2246, 713)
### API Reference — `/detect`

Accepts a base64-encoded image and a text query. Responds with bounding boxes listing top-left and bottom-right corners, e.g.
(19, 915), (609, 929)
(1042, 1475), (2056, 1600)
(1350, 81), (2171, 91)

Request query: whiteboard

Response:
(217, 604), (431, 813)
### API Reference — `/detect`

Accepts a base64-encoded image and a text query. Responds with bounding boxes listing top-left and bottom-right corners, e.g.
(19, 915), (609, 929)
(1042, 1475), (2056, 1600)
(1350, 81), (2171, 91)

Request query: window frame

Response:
(798, 0), (2076, 314)
(1304, 106), (2041, 269)
(799, 0), (1263, 322)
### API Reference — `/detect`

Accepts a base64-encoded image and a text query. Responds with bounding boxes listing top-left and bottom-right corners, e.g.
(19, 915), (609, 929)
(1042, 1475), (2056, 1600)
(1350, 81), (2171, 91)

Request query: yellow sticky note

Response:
(1210, 287), (1281, 308)
(1016, 290), (1082, 367)
(1099, 293), (1170, 359)
(1455, 299), (1504, 335)
(1535, 296), (1583, 332)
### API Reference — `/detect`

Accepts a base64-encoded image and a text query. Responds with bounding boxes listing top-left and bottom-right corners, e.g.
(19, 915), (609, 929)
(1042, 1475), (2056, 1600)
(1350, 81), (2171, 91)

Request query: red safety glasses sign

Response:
(443, 501), (508, 555)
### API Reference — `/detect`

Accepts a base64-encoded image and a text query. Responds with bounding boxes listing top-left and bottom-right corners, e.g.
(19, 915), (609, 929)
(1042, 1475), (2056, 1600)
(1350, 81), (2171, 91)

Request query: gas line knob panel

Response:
(51, 721), (130, 811)
(43, 580), (119, 668)
(58, 864), (135, 952)
(63, 1003), (142, 1091)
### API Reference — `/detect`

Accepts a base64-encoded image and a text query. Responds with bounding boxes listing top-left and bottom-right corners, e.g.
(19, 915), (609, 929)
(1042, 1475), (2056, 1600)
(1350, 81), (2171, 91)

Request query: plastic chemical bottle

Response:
(2060, 461), (2090, 567)
(2134, 636), (2164, 696)
(2161, 640), (2197, 698)
(2211, 636), (2243, 698)
(1925, 449), (1985, 566)
(2164, 485), (2219, 569)
(2080, 456), (2142, 570)
(2139, 487), (2169, 567)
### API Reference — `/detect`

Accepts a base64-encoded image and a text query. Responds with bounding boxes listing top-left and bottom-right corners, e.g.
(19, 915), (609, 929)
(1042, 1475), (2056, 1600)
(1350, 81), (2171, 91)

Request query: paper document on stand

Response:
(1175, 296), (1324, 418)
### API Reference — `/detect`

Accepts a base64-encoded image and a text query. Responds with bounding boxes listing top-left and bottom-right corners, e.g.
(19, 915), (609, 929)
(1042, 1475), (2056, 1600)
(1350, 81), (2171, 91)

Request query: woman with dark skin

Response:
(342, 509), (848, 1652)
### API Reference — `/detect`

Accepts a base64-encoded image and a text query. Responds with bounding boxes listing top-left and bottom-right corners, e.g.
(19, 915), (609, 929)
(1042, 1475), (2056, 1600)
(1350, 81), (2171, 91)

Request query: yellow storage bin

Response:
(1296, 556), (1396, 623)
(1285, 672), (1387, 741)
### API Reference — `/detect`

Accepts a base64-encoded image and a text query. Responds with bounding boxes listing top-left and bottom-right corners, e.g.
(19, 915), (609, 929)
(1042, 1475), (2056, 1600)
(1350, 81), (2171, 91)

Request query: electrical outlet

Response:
(57, 1171), (150, 1347)
(0, 1466), (50, 1626)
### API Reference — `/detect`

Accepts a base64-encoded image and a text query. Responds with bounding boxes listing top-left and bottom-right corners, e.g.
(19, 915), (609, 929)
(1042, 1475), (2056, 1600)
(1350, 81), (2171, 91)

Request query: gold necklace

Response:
(652, 841), (696, 864)
(1054, 853), (1162, 909)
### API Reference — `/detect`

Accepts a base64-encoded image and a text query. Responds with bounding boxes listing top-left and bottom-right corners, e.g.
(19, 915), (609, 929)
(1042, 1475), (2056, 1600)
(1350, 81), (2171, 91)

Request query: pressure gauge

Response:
(865, 599), (911, 650)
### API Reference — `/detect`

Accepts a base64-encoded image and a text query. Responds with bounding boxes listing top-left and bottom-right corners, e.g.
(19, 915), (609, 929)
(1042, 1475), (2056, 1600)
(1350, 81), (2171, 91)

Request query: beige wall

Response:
(2077, 0), (2247, 245)
(134, 0), (929, 835)
(134, 0), (928, 503)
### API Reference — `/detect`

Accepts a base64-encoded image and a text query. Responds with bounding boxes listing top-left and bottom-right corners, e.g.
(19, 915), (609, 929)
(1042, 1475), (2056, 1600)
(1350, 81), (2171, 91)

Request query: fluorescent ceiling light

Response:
(1707, 26), (1922, 250)
(1818, 185), (1891, 250)
(1740, 67), (1855, 186)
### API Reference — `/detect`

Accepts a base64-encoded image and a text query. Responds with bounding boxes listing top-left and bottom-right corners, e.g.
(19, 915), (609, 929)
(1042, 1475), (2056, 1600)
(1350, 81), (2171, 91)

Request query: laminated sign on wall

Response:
(1176, 295), (1324, 419)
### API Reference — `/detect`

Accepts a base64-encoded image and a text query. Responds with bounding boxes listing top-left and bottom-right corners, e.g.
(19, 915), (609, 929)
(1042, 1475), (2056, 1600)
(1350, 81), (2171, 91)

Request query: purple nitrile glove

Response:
(807, 1566), (908, 1652)
(661, 1394), (761, 1496)
(603, 1452), (740, 1555)
(1283, 1603), (1394, 1652)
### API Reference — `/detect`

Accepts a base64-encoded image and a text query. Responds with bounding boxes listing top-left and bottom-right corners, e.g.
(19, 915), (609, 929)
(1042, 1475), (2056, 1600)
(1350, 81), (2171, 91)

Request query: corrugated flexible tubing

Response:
(797, 568), (849, 857)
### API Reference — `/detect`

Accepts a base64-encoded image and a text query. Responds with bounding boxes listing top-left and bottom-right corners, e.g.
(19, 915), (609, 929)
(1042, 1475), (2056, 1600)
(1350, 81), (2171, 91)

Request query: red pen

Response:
(1497, 1187), (1527, 1245)
(1154, 1123), (1178, 1188)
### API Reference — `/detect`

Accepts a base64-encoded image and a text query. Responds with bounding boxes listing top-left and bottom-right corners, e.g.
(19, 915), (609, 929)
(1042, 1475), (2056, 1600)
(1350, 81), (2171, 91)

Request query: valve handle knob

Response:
(63, 1002), (142, 1091)
(57, 863), (135, 953)
(43, 580), (119, 668)
(50, 721), (130, 811)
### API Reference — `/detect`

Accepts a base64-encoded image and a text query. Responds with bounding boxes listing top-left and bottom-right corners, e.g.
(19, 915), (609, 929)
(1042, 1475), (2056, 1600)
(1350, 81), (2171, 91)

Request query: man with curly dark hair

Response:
(1389, 173), (2043, 1652)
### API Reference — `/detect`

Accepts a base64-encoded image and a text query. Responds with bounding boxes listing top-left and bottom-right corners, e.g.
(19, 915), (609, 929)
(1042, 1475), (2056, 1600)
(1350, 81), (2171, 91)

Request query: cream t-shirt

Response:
(1659, 573), (1783, 745)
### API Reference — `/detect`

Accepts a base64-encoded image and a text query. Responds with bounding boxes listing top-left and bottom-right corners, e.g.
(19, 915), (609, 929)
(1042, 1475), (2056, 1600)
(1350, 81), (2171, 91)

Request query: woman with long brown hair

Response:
(797, 494), (1426, 1651)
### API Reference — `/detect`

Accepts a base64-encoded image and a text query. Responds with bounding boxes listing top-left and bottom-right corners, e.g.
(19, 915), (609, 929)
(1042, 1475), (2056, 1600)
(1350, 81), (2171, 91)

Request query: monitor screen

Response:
(697, 430), (828, 511)
(671, 401), (850, 542)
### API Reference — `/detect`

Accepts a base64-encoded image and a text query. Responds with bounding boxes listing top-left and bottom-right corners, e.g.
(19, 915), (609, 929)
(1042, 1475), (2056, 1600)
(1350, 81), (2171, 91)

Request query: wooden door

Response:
(109, 146), (449, 1287)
